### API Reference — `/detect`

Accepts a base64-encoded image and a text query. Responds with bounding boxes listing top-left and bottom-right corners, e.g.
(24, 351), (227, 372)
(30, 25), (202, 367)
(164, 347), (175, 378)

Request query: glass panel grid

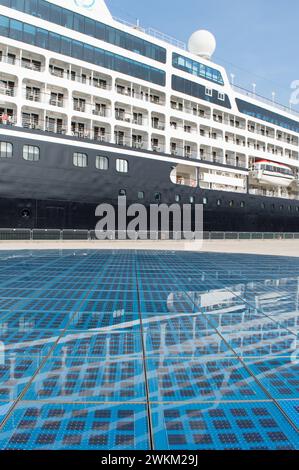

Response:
(0, 250), (298, 450)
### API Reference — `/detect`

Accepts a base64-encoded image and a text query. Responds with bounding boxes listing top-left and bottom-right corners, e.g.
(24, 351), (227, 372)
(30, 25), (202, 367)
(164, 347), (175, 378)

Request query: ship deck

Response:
(0, 249), (298, 450)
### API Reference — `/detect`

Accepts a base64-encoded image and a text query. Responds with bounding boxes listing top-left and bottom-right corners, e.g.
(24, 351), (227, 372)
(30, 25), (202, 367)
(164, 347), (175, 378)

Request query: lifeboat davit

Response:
(250, 160), (295, 187)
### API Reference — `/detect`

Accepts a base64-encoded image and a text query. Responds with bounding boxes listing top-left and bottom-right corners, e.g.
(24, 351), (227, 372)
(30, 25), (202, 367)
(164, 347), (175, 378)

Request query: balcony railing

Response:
(1, 54), (44, 71)
(152, 122), (166, 131)
(49, 98), (64, 108)
(73, 104), (86, 113)
(25, 93), (41, 102)
(115, 86), (164, 106)
(49, 68), (112, 90)
(0, 86), (15, 97)
(92, 108), (108, 117)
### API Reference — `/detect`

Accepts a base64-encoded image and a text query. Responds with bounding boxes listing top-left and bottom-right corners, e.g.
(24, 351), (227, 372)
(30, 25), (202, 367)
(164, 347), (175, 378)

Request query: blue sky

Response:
(106, 0), (298, 109)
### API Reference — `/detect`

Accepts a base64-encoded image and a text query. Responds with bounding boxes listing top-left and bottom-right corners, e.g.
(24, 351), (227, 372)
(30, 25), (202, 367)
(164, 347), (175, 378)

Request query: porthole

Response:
(203, 197), (208, 205)
(138, 191), (144, 200)
(190, 196), (195, 204)
(154, 192), (161, 202)
(21, 208), (31, 219)
(175, 195), (181, 202)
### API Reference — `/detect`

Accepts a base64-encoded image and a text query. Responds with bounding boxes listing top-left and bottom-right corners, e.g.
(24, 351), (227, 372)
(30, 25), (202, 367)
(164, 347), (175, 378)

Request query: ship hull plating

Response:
(0, 127), (298, 232)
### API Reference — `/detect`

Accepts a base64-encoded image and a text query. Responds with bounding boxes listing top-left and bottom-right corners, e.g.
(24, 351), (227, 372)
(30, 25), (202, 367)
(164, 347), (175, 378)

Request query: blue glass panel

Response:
(1, 0), (166, 63)
(0, 14), (165, 86)
(173, 52), (224, 85)
(236, 98), (299, 133)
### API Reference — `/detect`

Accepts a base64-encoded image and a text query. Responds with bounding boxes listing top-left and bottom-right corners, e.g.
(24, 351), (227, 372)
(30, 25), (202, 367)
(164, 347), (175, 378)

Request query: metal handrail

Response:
(0, 229), (299, 241)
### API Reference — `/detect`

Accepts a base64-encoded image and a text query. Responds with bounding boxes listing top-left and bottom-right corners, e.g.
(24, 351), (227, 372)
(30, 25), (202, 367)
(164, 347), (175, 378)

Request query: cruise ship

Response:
(0, 0), (299, 232)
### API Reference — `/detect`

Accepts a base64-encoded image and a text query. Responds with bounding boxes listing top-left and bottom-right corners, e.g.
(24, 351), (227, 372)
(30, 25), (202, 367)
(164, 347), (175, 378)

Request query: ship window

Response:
(0, 141), (12, 158)
(261, 203), (265, 209)
(216, 199), (221, 206)
(203, 197), (208, 205)
(280, 205), (284, 210)
(173, 53), (224, 85)
(240, 201), (245, 208)
(138, 191), (145, 200)
(190, 196), (195, 203)
(119, 189), (126, 196)
(116, 159), (128, 173)
(175, 195), (181, 202)
(23, 145), (40, 162)
(205, 87), (213, 97)
(229, 200), (234, 207)
(96, 155), (109, 171)
(154, 192), (161, 202)
(5, 0), (167, 63)
(218, 92), (225, 101)
(10, 19), (23, 41)
(73, 152), (88, 168)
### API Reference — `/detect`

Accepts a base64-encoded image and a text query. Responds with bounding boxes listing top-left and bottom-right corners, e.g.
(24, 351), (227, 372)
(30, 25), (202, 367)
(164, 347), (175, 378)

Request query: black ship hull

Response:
(0, 125), (299, 232)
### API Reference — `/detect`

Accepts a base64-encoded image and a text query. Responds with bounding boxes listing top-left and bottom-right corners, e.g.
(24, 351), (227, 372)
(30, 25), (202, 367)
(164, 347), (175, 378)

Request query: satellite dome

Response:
(188, 30), (216, 59)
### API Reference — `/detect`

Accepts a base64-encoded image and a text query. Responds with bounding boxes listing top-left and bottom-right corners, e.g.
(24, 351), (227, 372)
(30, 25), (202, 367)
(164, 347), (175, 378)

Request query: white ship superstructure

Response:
(0, 0), (299, 231)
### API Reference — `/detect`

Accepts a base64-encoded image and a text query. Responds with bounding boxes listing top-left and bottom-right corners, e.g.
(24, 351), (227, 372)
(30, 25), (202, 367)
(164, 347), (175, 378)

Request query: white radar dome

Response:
(188, 30), (216, 59)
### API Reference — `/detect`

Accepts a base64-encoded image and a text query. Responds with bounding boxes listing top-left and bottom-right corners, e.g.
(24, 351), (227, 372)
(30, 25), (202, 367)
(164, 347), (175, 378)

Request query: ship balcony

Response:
(0, 52), (44, 72)
(92, 107), (111, 118)
(22, 118), (43, 131)
(93, 124), (111, 143)
(200, 148), (224, 165)
(73, 103), (86, 113)
(170, 140), (198, 159)
(25, 92), (41, 103)
(21, 56), (43, 72)
(45, 113), (67, 135)
(0, 104), (16, 126)
(171, 98), (211, 120)
(114, 129), (132, 147)
(132, 131), (148, 150)
(0, 71), (17, 98)
(71, 119), (91, 139)
(132, 117), (148, 127)
(115, 112), (148, 127)
(171, 119), (198, 136)
(0, 84), (15, 97)
(152, 121), (165, 131)
(49, 98), (64, 108)
(115, 81), (165, 106)
(225, 133), (246, 147)
(151, 135), (165, 153)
